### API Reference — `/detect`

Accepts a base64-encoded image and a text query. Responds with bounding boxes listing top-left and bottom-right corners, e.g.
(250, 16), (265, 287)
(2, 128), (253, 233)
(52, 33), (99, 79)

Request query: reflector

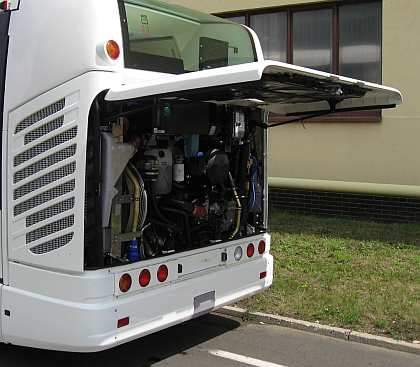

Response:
(117, 317), (130, 328)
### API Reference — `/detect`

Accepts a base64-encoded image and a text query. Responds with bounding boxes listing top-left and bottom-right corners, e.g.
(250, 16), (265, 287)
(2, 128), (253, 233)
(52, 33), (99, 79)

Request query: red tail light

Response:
(260, 271), (267, 279)
(258, 240), (266, 254)
(247, 243), (255, 258)
(139, 269), (151, 287)
(157, 265), (168, 282)
(119, 273), (132, 293)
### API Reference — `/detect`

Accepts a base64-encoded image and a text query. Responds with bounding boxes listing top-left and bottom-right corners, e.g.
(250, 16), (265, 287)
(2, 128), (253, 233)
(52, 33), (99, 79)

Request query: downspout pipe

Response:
(268, 177), (420, 198)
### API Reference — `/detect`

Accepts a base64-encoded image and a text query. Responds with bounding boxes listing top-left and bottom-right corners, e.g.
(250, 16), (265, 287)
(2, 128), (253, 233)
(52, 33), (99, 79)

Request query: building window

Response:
(221, 1), (382, 122)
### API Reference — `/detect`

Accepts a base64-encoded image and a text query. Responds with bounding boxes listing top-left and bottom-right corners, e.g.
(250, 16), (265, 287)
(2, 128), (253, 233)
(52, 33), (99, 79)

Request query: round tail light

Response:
(139, 269), (151, 287)
(234, 246), (243, 261)
(247, 243), (255, 258)
(119, 273), (132, 293)
(157, 265), (168, 283)
(258, 240), (266, 254)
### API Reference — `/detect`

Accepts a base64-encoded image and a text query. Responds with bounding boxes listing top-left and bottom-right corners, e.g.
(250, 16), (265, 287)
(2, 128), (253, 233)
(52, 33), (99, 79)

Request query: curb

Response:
(215, 306), (420, 356)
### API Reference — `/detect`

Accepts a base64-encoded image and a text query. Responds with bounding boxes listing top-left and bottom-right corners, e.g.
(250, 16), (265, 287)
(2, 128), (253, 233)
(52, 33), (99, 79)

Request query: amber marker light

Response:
(106, 40), (120, 60)
(119, 273), (132, 293)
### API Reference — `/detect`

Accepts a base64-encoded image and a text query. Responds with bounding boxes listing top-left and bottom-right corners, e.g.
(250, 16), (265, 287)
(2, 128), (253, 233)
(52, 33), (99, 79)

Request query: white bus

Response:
(0, 0), (401, 351)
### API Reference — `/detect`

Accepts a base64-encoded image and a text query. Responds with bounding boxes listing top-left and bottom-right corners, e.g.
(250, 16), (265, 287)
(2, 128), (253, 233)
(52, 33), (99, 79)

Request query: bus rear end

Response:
(0, 0), (401, 351)
(0, 0), (273, 351)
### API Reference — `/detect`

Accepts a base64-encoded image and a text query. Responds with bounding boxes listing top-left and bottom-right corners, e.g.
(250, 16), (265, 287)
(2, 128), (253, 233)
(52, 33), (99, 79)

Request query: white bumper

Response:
(1, 251), (272, 352)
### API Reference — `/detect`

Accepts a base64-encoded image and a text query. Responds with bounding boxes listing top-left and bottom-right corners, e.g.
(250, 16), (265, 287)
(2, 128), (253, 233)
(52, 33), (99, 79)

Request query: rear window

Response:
(120, 0), (257, 74)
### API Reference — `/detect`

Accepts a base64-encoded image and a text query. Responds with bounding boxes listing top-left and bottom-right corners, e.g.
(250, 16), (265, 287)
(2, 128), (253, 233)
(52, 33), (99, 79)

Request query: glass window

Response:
(250, 12), (287, 62)
(120, 0), (257, 74)
(339, 2), (382, 83)
(292, 9), (333, 72)
(224, 15), (246, 25)
(217, 1), (383, 121)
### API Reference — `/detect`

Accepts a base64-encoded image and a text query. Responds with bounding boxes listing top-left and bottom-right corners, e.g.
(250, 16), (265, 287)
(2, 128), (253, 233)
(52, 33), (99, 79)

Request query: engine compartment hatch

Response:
(105, 60), (403, 116)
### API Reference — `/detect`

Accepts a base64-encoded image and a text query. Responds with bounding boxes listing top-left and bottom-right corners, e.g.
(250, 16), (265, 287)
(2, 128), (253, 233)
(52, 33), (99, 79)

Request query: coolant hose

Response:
(159, 205), (192, 245)
(145, 179), (174, 227)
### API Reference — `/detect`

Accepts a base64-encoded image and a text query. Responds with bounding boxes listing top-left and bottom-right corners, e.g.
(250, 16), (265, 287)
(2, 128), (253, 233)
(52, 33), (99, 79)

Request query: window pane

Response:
(224, 16), (246, 25)
(292, 9), (333, 72)
(250, 12), (287, 61)
(339, 3), (382, 83)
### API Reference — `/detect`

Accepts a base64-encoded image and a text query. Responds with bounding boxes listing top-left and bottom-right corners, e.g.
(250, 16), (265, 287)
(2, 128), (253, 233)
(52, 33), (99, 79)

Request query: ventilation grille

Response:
(14, 180), (75, 217)
(15, 99), (65, 134)
(30, 233), (74, 255)
(14, 127), (77, 167)
(26, 215), (74, 244)
(14, 145), (76, 184)
(14, 162), (76, 200)
(24, 116), (64, 145)
(11, 96), (79, 256)
(26, 198), (75, 227)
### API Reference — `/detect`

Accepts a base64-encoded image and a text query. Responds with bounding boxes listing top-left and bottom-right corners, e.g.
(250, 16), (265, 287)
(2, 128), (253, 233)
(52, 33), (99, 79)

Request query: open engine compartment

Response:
(84, 97), (267, 268)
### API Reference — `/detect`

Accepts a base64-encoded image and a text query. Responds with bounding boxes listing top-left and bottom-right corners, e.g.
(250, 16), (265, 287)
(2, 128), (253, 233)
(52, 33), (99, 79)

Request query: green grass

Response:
(237, 210), (420, 342)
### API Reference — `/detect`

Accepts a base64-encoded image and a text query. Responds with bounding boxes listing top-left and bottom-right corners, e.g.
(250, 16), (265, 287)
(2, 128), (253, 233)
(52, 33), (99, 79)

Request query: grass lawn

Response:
(237, 210), (420, 342)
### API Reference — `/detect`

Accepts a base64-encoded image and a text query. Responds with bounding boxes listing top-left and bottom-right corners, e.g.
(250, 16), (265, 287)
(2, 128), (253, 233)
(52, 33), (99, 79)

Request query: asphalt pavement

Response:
(216, 305), (420, 356)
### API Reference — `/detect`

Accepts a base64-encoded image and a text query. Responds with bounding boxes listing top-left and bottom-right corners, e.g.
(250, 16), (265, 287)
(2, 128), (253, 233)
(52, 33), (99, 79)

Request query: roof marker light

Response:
(106, 40), (120, 60)
(97, 40), (121, 64)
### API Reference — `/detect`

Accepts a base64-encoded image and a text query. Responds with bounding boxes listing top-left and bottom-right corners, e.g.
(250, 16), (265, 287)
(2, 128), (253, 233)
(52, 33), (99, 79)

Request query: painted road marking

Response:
(208, 349), (289, 367)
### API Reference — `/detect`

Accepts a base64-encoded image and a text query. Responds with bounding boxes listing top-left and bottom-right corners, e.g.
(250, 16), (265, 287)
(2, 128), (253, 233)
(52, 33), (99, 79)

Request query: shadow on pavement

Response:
(0, 313), (241, 367)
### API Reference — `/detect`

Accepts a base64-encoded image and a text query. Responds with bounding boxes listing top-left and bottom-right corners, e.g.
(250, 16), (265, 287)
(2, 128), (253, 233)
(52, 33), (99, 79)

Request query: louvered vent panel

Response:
(30, 233), (74, 255)
(14, 162), (76, 200)
(26, 215), (74, 244)
(14, 127), (77, 167)
(26, 198), (75, 227)
(14, 180), (75, 216)
(15, 99), (65, 134)
(11, 96), (78, 256)
(14, 145), (76, 184)
(24, 116), (64, 145)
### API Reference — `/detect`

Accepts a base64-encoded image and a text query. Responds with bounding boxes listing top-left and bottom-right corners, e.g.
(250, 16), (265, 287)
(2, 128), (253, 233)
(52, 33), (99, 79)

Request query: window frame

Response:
(217, 0), (383, 122)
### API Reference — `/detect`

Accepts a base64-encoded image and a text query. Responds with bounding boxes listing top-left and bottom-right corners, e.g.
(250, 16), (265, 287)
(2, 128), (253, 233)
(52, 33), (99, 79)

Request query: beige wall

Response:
(170, 0), (420, 187)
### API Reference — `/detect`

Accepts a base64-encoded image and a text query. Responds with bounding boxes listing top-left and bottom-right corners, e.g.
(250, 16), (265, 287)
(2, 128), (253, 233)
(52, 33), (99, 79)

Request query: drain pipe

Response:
(268, 177), (420, 198)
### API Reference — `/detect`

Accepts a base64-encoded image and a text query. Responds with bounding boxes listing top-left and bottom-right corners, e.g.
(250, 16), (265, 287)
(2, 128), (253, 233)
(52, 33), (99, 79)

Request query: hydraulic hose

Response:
(126, 167), (140, 235)
(228, 172), (242, 239)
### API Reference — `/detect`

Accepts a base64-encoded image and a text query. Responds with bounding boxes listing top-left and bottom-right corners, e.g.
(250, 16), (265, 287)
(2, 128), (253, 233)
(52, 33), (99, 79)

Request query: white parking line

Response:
(208, 349), (289, 367)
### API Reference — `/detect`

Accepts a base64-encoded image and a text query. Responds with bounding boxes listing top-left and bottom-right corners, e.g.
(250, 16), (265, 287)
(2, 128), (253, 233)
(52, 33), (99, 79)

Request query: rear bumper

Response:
(1, 251), (273, 352)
